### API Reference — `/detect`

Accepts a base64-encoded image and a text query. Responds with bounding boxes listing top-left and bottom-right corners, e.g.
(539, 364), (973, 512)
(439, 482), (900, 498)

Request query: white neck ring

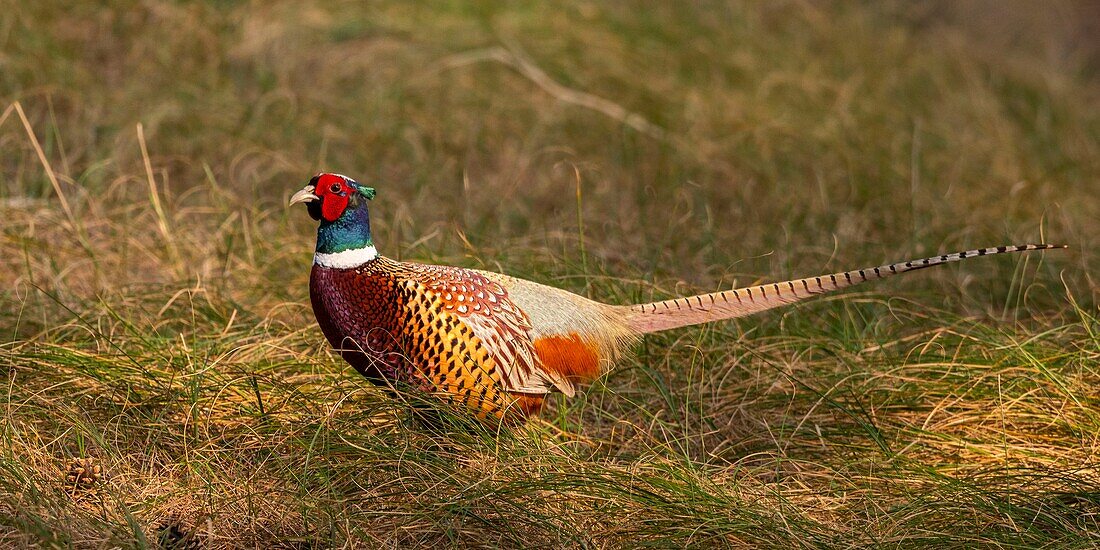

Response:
(313, 245), (378, 269)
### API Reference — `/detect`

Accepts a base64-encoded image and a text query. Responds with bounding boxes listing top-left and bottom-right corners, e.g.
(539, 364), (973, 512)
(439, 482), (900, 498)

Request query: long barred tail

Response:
(623, 244), (1066, 334)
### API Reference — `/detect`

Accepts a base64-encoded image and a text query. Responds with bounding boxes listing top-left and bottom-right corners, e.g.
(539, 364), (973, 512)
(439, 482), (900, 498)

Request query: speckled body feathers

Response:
(309, 256), (633, 421)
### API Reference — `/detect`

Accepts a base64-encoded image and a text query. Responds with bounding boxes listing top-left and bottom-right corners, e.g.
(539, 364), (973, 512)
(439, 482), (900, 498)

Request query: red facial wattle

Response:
(316, 173), (350, 222)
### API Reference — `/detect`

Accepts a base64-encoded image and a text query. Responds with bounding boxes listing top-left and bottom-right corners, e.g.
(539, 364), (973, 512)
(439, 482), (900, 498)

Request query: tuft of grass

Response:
(2, 1), (1098, 547)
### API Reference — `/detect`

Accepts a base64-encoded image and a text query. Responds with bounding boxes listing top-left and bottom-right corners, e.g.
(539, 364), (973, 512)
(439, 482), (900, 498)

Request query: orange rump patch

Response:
(533, 333), (602, 383)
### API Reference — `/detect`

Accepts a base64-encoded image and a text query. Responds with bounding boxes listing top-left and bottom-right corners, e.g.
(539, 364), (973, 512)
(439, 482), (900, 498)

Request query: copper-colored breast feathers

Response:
(310, 259), (541, 418)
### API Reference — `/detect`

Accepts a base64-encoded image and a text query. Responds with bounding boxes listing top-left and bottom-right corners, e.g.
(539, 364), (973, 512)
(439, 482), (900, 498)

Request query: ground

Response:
(1, 1), (1098, 547)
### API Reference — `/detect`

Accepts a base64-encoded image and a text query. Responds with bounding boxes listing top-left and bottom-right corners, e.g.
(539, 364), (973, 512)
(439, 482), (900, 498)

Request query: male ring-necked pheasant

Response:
(292, 172), (1064, 423)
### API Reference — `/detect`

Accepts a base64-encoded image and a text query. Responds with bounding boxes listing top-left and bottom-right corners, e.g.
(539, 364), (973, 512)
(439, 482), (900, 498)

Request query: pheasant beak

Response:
(289, 186), (319, 206)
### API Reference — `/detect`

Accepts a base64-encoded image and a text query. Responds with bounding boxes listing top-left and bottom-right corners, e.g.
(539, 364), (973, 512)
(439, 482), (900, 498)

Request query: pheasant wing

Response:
(408, 264), (574, 396)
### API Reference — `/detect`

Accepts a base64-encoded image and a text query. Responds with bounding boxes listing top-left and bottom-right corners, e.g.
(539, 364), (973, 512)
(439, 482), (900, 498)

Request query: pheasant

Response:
(291, 172), (1064, 423)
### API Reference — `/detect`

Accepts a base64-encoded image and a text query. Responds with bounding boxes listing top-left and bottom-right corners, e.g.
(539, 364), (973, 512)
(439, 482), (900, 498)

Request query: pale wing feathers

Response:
(623, 244), (1065, 334)
(476, 271), (638, 364)
(458, 296), (576, 396)
(405, 263), (575, 396)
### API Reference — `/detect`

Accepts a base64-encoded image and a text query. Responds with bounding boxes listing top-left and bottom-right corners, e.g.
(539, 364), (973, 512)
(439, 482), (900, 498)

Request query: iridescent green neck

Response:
(316, 200), (372, 255)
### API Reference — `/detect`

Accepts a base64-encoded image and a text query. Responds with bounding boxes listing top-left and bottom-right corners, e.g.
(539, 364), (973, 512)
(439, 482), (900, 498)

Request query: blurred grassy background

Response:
(1, 1), (1098, 547)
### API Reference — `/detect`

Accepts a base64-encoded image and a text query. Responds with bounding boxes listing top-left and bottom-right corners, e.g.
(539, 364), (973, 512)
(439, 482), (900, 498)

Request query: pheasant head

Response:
(290, 172), (379, 268)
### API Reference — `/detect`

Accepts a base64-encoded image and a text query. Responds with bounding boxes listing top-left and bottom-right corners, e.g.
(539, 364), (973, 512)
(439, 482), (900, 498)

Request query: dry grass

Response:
(2, 1), (1099, 547)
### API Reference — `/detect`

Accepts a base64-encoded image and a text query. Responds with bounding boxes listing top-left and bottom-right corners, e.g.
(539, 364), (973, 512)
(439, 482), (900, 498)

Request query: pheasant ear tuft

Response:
(358, 186), (377, 200)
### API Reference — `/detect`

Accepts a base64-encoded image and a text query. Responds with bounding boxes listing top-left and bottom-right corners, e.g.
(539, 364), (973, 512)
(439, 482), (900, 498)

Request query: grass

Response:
(2, 0), (1099, 547)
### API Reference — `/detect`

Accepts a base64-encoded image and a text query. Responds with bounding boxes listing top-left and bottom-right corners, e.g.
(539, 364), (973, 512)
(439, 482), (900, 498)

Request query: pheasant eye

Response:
(329, 183), (342, 194)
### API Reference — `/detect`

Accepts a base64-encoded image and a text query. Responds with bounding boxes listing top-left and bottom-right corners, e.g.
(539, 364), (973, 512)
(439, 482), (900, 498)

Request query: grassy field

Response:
(2, 1), (1099, 547)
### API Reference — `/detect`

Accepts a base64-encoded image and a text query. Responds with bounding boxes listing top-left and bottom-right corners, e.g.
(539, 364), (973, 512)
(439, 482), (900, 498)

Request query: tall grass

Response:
(1, 1), (1098, 547)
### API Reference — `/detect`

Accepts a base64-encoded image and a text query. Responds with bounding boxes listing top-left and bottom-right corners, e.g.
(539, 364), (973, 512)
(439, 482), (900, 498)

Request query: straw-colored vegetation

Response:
(2, 1), (1098, 547)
